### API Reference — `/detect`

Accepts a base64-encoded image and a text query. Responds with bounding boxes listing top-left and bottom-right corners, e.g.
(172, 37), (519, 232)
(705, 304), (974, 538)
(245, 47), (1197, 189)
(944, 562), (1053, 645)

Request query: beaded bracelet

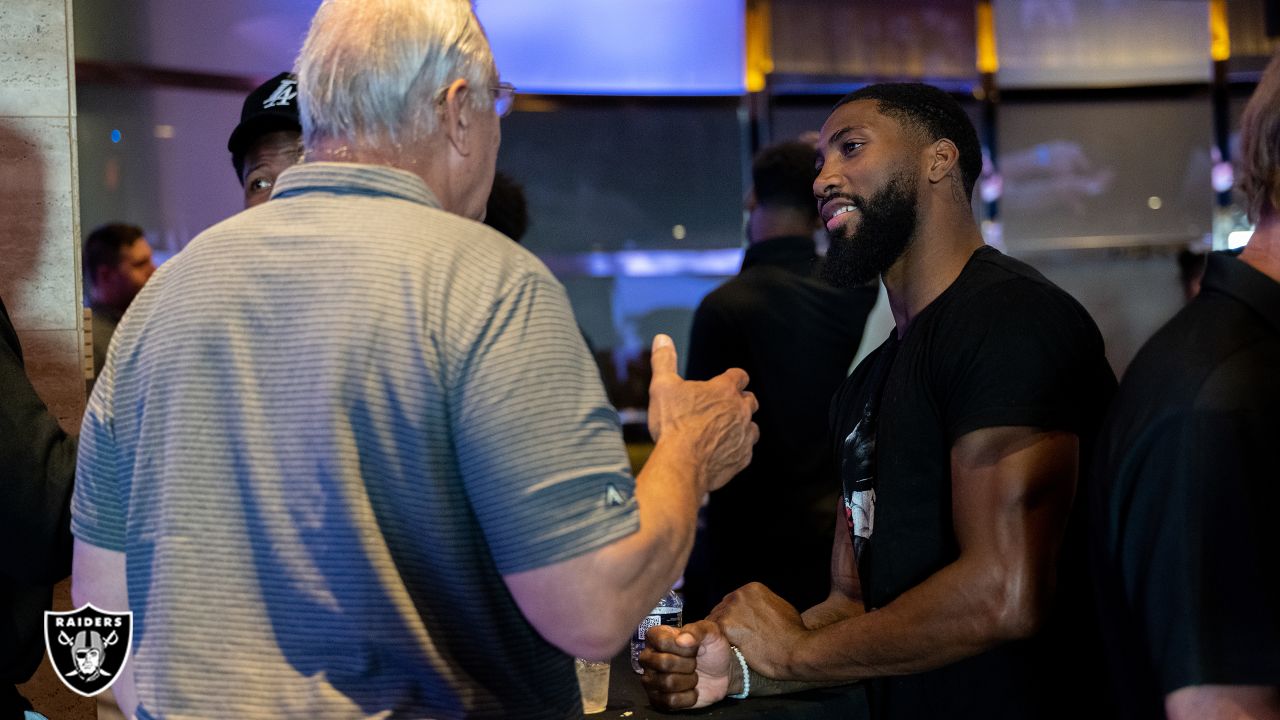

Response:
(727, 645), (750, 699)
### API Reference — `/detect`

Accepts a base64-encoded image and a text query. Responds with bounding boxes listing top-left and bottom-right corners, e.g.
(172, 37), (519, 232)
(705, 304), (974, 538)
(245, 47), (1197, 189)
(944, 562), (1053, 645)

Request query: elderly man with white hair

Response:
(69, 1), (758, 718)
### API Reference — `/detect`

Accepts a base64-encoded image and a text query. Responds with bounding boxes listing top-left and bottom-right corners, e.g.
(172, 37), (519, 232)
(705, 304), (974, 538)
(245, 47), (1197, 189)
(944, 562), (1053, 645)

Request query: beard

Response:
(819, 169), (919, 288)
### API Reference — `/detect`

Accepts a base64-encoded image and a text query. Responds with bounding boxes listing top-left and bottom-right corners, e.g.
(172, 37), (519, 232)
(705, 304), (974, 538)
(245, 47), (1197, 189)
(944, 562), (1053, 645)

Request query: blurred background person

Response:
(82, 223), (155, 385)
(1177, 248), (1208, 302)
(682, 140), (876, 619)
(228, 72), (303, 210)
(0, 295), (76, 719)
(483, 171), (529, 242)
(1091, 50), (1280, 720)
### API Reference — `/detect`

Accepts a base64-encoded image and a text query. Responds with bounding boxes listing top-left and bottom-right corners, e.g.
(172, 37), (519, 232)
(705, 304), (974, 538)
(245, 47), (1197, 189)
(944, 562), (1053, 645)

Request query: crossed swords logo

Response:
(56, 629), (119, 681)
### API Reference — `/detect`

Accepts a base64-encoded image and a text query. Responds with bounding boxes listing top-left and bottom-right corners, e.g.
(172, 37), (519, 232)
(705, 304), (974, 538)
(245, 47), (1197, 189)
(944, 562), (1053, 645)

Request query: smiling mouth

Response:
(824, 203), (859, 231)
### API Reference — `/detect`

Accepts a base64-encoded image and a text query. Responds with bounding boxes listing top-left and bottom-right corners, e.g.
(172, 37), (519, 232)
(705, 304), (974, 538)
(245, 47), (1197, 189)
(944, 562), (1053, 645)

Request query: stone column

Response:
(0, 0), (85, 426)
(1, 1), (93, 718)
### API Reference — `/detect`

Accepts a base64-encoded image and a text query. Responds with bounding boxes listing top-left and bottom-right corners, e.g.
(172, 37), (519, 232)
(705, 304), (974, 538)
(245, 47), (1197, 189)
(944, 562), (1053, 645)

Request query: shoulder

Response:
(940, 249), (1100, 342)
(695, 274), (763, 320)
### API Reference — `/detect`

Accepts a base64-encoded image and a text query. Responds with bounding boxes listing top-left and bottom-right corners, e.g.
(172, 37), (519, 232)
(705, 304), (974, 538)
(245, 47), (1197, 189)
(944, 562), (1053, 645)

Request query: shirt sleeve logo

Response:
(43, 604), (134, 697)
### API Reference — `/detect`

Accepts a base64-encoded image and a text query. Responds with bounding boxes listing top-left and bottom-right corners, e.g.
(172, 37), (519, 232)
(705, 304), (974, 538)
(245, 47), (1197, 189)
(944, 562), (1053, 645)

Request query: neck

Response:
(881, 206), (985, 336)
(1240, 213), (1280, 284)
(306, 134), (452, 207)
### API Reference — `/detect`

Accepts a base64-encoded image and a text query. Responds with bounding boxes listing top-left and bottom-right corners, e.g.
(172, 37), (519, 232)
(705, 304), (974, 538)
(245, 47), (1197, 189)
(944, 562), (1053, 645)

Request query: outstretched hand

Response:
(646, 334), (759, 494)
(639, 620), (734, 710)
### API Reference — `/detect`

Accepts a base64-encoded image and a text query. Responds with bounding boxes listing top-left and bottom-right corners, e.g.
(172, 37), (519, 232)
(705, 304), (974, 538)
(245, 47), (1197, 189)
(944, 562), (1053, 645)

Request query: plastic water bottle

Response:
(631, 589), (682, 673)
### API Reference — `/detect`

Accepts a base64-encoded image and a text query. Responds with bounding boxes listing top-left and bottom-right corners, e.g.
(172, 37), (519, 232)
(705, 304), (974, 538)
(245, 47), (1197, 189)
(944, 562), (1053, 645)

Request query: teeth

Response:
(831, 205), (856, 219)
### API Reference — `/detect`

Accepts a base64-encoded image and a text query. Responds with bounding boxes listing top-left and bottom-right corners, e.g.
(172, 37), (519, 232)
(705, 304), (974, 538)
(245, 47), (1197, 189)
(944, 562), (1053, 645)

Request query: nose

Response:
(814, 158), (843, 201)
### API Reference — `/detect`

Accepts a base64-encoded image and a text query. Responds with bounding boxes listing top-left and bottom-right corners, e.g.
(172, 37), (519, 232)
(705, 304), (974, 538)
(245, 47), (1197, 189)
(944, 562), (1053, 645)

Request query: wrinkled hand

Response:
(646, 334), (759, 493)
(709, 582), (807, 679)
(639, 620), (732, 710)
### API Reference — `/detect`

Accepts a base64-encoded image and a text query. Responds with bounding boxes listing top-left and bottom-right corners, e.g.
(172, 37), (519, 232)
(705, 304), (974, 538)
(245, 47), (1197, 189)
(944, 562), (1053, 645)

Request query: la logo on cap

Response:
(262, 78), (297, 109)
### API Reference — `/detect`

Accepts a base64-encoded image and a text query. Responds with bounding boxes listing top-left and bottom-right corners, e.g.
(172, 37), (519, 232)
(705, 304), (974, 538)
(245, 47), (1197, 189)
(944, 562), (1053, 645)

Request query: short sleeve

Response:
(449, 271), (638, 575)
(935, 280), (1110, 441)
(1129, 410), (1280, 693)
(71, 359), (128, 551)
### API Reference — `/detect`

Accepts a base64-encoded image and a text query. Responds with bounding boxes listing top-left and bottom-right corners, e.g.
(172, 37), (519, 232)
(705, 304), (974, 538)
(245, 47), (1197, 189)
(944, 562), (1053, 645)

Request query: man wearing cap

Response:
(228, 72), (303, 209)
(70, 1), (758, 718)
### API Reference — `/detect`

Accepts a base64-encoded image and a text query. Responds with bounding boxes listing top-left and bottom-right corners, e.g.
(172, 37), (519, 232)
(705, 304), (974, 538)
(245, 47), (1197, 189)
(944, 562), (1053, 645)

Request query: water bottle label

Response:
(631, 607), (683, 673)
(633, 609), (681, 644)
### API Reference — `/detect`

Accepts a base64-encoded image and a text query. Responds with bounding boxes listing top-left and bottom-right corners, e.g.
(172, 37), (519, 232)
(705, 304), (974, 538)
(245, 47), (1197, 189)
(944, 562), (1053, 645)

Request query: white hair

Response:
(296, 0), (495, 149)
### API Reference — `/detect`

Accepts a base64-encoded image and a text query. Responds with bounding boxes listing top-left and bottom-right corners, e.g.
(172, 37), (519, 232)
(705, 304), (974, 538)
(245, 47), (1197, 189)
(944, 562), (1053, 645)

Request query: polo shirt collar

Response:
(271, 162), (442, 209)
(1203, 251), (1280, 337)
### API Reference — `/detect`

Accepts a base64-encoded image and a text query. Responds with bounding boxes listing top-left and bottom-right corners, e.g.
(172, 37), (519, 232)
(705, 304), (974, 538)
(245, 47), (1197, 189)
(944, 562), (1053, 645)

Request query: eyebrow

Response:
(826, 125), (871, 150)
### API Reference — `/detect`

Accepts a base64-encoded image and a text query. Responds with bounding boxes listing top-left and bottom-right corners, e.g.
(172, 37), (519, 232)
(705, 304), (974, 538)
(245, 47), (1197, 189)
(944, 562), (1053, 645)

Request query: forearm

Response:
(783, 556), (1040, 682)
(72, 541), (137, 719)
(581, 435), (706, 644)
(505, 434), (706, 660)
(728, 660), (850, 699)
(1167, 686), (1280, 720)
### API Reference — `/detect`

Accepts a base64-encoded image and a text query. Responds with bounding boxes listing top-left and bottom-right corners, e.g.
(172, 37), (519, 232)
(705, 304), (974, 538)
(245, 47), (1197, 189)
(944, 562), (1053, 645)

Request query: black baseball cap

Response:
(228, 72), (301, 180)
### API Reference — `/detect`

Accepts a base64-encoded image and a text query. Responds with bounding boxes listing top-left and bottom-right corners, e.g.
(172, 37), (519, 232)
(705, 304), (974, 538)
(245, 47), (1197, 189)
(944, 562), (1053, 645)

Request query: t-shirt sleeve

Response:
(934, 279), (1108, 441)
(71, 355), (128, 551)
(449, 271), (638, 575)
(1129, 410), (1280, 693)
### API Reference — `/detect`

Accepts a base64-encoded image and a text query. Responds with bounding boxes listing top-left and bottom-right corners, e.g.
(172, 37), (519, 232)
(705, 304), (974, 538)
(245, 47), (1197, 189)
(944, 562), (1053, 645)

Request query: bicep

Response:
(948, 427), (1079, 629)
(950, 426), (1078, 556)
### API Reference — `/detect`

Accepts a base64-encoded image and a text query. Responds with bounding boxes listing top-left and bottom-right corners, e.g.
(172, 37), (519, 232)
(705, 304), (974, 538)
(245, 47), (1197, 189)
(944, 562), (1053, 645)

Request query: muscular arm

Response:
(722, 426), (1078, 684)
(72, 540), (137, 719)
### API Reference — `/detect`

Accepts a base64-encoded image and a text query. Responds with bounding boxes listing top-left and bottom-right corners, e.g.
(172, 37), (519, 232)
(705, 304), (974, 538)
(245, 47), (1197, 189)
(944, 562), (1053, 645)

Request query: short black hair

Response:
(83, 223), (145, 288)
(752, 140), (819, 220)
(484, 172), (529, 243)
(835, 83), (982, 201)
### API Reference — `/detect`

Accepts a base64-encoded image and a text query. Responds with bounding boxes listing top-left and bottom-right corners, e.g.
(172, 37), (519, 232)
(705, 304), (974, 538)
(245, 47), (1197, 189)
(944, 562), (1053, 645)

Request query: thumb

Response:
(649, 334), (680, 381)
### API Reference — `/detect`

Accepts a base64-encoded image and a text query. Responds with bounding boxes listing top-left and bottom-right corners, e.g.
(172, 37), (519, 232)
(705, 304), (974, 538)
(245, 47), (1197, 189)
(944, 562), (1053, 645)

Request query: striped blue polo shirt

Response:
(72, 162), (638, 719)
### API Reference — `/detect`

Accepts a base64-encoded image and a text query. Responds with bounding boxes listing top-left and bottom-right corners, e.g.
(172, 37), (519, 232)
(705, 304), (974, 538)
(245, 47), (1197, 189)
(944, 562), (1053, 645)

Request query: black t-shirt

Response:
(830, 246), (1117, 720)
(1091, 253), (1280, 720)
(683, 236), (876, 619)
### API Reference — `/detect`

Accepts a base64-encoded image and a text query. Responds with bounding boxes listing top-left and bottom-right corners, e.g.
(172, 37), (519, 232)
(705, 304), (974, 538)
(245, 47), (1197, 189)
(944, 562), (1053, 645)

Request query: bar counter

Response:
(595, 651), (870, 719)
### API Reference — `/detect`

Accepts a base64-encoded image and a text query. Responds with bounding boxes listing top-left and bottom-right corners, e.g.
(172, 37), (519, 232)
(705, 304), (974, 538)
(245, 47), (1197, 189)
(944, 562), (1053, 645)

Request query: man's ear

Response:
(440, 78), (475, 157)
(925, 138), (960, 187)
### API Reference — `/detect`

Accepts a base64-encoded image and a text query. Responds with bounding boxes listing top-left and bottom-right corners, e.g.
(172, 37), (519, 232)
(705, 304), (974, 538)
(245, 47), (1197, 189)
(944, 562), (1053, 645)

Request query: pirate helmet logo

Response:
(44, 604), (133, 697)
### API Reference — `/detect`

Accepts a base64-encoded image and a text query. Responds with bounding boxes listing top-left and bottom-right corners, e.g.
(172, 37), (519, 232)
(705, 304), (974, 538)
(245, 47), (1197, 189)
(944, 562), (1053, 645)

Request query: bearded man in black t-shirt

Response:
(640, 83), (1117, 720)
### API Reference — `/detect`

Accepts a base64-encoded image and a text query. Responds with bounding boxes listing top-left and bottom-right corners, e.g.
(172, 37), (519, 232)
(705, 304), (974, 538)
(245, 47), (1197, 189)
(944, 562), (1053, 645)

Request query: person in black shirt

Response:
(1091, 53), (1280, 720)
(0, 296), (77, 717)
(641, 83), (1116, 720)
(229, 72), (303, 210)
(681, 141), (876, 620)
